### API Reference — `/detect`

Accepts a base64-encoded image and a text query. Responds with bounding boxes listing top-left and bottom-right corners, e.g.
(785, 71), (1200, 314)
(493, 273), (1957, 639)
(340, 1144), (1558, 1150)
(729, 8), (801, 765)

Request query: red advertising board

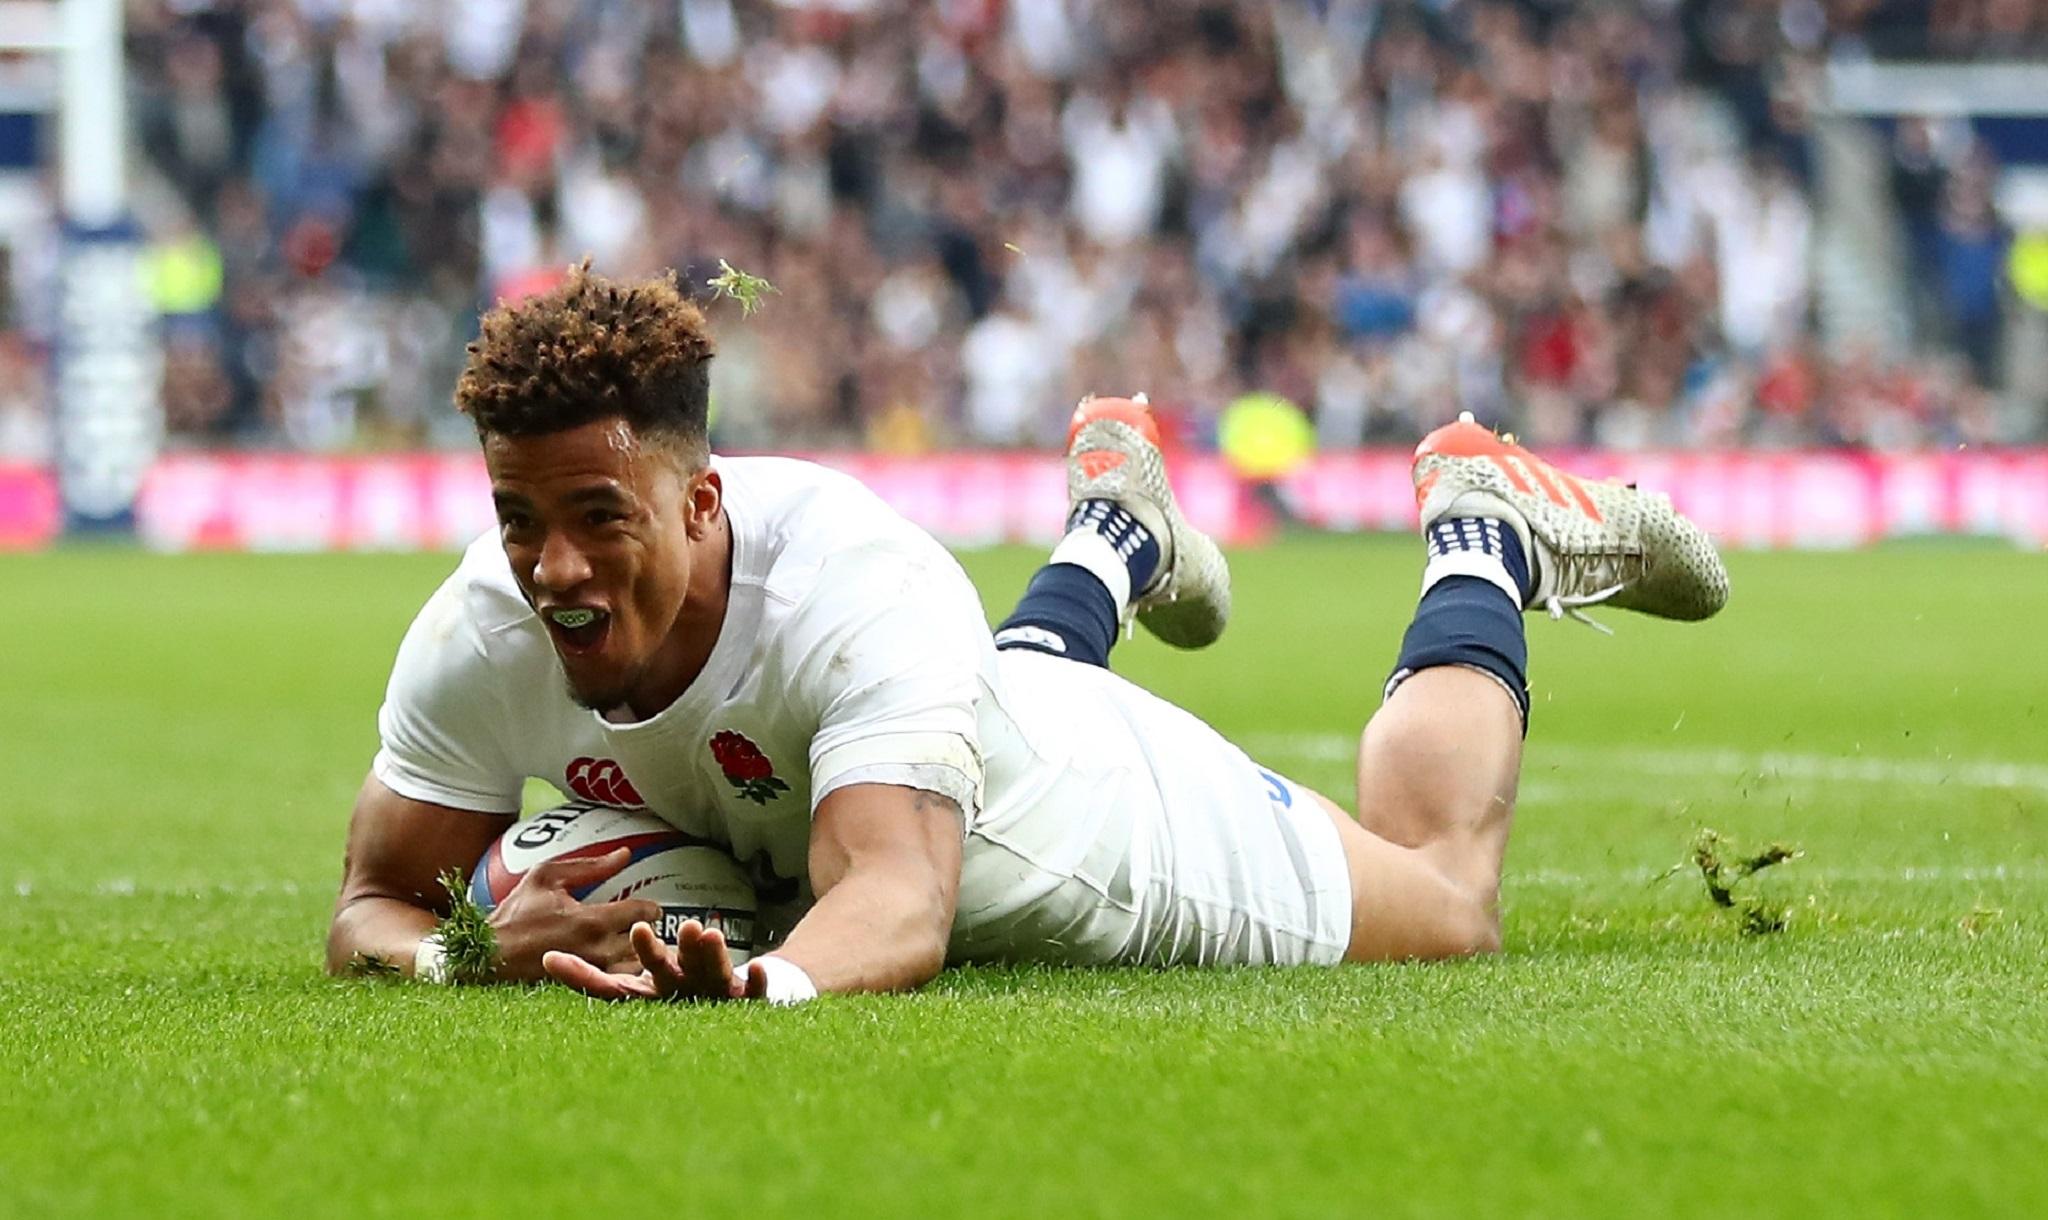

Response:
(0, 464), (58, 549)
(1, 451), (2044, 552)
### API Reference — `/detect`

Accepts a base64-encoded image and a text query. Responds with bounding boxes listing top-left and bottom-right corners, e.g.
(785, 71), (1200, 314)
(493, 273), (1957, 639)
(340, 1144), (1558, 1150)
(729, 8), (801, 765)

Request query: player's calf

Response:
(1383, 513), (1534, 732)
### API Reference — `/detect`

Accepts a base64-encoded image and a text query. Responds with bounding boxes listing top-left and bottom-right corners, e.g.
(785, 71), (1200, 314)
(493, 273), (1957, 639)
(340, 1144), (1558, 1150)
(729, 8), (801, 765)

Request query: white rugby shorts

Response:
(951, 650), (1354, 968)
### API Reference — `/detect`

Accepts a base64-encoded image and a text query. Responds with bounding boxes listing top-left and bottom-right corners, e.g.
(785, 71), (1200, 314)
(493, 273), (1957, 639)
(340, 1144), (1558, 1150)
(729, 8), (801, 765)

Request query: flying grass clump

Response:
(1666, 828), (1802, 936)
(1960, 905), (2004, 936)
(707, 259), (777, 316)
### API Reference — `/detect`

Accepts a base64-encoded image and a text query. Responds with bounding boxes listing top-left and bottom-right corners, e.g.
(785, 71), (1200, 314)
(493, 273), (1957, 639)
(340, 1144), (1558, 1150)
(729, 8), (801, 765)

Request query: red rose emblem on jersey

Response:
(709, 731), (789, 805)
(564, 757), (646, 807)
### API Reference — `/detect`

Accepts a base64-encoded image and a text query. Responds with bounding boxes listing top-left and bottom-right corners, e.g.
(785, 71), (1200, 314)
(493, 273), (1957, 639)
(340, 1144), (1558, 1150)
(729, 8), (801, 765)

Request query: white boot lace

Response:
(1542, 586), (1624, 633)
(1539, 550), (1646, 634)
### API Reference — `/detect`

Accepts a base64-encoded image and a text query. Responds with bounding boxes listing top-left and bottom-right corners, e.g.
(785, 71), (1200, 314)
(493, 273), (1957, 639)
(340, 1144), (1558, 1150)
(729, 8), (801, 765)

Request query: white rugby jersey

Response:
(374, 457), (1052, 924)
(372, 455), (1353, 965)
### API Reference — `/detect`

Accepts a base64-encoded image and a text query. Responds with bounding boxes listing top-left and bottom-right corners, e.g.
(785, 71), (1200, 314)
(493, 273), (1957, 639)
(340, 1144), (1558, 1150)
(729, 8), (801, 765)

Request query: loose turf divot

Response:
(432, 869), (499, 983)
(1666, 827), (1803, 935)
(1960, 906), (2005, 936)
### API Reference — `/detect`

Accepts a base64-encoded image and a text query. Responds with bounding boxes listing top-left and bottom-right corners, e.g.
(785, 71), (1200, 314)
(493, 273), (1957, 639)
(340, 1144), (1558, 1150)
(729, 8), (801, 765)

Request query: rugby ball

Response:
(469, 803), (758, 964)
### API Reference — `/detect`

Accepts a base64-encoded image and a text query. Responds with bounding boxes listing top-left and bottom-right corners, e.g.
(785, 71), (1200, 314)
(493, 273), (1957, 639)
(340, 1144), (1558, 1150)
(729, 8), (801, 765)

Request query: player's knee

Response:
(1424, 898), (1501, 960)
(1349, 894), (1500, 964)
(1455, 911), (1503, 958)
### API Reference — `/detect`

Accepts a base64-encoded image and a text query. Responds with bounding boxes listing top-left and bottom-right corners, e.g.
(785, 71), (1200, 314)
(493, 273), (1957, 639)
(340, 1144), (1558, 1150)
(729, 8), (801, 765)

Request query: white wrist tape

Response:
(414, 934), (452, 985)
(752, 955), (818, 1005)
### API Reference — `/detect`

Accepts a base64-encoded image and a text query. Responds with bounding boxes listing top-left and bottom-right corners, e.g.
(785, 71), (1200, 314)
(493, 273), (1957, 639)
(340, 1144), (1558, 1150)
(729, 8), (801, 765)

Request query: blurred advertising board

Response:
(1, 450), (2045, 552)
(0, 462), (58, 548)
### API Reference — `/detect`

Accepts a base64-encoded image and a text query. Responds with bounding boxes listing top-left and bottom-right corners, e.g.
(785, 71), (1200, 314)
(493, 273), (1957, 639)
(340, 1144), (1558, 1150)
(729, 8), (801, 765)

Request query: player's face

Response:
(484, 418), (719, 712)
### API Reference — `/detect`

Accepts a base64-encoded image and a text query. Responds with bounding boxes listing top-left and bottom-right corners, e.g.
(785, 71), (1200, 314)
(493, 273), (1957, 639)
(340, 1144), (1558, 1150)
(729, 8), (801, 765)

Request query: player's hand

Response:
(541, 919), (774, 1002)
(485, 847), (663, 982)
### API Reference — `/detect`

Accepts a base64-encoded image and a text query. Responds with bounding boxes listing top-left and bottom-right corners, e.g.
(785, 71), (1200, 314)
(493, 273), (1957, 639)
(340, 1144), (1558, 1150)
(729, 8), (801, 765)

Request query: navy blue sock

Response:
(1387, 518), (1533, 729)
(1424, 516), (1534, 602)
(1066, 499), (1161, 595)
(994, 563), (1120, 668)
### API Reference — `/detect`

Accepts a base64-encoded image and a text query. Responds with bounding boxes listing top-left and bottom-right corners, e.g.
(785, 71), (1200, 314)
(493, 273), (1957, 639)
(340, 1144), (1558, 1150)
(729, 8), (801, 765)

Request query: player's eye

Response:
(585, 509), (626, 529)
(499, 512), (536, 535)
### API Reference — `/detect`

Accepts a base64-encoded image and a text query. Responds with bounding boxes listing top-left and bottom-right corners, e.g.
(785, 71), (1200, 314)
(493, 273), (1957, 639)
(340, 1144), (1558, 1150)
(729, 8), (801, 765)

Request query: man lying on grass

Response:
(326, 266), (1728, 1003)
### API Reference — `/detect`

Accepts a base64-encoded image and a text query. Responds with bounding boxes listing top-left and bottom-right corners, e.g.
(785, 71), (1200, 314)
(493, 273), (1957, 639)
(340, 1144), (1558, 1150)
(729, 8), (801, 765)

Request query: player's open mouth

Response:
(545, 607), (611, 655)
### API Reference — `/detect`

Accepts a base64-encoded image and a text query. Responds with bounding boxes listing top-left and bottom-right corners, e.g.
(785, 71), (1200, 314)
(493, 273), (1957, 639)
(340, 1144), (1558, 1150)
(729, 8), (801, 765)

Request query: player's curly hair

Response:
(456, 262), (715, 459)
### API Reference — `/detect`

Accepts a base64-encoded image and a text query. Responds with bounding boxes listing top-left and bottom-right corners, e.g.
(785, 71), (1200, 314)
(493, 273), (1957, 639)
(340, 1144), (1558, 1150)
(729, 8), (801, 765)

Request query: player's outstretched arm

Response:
(543, 782), (964, 1002)
(774, 782), (964, 994)
(327, 775), (660, 981)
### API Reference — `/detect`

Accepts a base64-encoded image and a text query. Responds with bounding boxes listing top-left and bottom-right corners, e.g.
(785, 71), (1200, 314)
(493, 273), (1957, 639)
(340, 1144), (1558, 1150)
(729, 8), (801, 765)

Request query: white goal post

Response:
(3, 0), (160, 534)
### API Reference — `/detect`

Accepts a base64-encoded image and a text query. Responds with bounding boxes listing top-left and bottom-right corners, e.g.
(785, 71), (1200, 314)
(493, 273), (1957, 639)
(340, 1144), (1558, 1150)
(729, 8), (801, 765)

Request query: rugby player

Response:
(325, 266), (1727, 1003)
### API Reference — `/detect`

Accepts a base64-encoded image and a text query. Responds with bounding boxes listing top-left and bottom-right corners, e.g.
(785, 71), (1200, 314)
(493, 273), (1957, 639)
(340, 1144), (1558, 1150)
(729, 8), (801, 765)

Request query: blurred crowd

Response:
(2, 0), (2046, 460)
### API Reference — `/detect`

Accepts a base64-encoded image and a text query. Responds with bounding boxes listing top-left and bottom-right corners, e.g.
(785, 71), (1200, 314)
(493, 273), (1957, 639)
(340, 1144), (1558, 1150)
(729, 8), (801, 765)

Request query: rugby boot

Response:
(1065, 394), (1231, 648)
(1412, 412), (1729, 627)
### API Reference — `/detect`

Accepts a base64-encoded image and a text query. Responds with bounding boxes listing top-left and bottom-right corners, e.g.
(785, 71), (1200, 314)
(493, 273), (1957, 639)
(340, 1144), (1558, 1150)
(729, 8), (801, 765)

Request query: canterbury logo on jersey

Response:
(564, 757), (645, 807)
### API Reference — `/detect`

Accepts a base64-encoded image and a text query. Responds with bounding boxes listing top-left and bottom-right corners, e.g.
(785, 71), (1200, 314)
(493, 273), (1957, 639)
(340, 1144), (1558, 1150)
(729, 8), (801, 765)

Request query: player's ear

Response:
(683, 467), (722, 541)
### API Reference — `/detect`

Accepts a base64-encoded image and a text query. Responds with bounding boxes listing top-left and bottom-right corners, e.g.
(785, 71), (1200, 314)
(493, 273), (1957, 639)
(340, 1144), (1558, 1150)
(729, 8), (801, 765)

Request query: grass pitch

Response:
(3, 538), (2044, 1218)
